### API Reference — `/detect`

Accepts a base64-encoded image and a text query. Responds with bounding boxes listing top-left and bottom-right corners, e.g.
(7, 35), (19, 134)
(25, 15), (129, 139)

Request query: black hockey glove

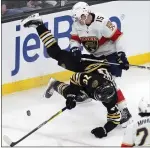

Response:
(117, 51), (129, 70)
(66, 94), (76, 110)
(91, 127), (107, 138)
(70, 47), (82, 61)
(91, 120), (118, 138)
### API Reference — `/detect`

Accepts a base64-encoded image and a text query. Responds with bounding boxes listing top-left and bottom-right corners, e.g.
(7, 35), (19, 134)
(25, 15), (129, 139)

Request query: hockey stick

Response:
(81, 58), (150, 70)
(3, 107), (67, 147)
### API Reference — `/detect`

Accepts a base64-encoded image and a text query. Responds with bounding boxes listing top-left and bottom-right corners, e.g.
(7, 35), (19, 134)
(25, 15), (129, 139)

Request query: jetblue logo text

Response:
(11, 15), (121, 76)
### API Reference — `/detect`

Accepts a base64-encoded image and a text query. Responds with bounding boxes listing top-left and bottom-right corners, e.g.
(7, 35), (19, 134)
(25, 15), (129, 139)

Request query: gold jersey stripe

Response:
(112, 121), (120, 125)
(107, 114), (120, 119)
(43, 35), (53, 44)
(46, 40), (57, 48)
(40, 31), (50, 38)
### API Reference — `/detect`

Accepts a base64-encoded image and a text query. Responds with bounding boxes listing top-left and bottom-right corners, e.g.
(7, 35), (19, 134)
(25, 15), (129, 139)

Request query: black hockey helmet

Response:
(94, 80), (116, 103)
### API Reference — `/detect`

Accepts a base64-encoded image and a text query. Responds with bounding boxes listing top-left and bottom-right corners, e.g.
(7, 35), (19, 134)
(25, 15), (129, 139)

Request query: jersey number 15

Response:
(96, 16), (104, 22)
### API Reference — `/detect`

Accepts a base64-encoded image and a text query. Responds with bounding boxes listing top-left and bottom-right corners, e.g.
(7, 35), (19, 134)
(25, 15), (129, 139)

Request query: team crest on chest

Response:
(80, 36), (99, 53)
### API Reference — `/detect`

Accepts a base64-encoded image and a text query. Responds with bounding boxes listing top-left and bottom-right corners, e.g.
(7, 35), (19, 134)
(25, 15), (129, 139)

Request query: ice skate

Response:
(120, 107), (133, 128)
(44, 78), (56, 98)
(21, 13), (43, 28)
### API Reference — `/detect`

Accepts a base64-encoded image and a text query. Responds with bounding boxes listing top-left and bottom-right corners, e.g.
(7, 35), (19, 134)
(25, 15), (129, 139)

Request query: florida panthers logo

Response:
(80, 36), (99, 53)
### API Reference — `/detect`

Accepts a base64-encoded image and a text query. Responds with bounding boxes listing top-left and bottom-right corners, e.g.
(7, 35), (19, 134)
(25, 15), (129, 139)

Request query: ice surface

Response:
(2, 64), (150, 146)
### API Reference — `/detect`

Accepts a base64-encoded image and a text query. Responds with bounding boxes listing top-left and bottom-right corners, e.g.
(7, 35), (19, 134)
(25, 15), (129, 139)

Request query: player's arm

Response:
(102, 17), (129, 70)
(92, 105), (121, 138)
(70, 23), (81, 49)
(101, 16), (123, 49)
(70, 23), (82, 61)
(121, 123), (135, 147)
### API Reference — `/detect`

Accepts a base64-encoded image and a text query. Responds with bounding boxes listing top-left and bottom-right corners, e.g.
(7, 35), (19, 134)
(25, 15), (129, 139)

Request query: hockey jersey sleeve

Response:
(121, 123), (135, 147)
(70, 23), (81, 49)
(102, 17), (126, 52)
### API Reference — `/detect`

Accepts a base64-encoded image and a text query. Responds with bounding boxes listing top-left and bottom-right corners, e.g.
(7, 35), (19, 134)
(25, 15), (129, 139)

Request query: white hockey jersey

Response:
(70, 12), (125, 57)
(121, 116), (150, 147)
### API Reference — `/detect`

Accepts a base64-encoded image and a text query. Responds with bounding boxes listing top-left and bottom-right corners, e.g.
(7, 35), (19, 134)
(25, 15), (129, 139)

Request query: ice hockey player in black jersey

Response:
(44, 69), (121, 138)
(21, 13), (132, 127)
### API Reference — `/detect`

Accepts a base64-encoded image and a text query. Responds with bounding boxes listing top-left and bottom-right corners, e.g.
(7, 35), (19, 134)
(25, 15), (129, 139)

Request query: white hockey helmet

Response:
(72, 2), (90, 21)
(138, 97), (150, 113)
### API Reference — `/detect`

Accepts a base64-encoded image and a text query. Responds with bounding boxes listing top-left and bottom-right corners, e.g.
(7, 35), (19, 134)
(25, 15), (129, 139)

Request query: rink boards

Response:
(2, 1), (150, 95)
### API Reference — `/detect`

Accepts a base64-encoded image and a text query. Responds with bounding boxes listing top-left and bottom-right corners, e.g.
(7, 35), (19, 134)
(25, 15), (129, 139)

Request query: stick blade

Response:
(3, 135), (12, 146)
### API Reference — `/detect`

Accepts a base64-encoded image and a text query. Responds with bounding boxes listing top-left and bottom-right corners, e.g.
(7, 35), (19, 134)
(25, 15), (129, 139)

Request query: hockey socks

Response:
(116, 89), (132, 126)
(36, 25), (56, 48)
(53, 81), (69, 97)
(36, 24), (61, 59)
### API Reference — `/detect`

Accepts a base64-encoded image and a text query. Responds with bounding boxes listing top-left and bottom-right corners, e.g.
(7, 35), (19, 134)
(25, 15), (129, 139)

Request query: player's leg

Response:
(105, 52), (123, 77)
(96, 53), (132, 127)
(116, 88), (132, 127)
(21, 13), (83, 72)
(106, 77), (132, 127)
(44, 79), (77, 109)
(106, 52), (132, 127)
(22, 13), (91, 103)
(44, 77), (91, 103)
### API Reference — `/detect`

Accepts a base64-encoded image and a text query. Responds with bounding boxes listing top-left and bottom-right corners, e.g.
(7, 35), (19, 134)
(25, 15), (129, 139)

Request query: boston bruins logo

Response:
(92, 80), (99, 88)
(80, 36), (99, 53)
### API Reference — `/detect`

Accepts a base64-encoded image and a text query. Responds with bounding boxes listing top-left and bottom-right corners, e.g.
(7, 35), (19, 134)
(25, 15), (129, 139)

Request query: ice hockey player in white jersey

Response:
(121, 98), (150, 147)
(70, 1), (132, 127)
(70, 2), (124, 57)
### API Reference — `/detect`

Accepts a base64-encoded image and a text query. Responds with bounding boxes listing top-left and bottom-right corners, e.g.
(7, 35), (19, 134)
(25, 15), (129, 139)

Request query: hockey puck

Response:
(27, 110), (31, 116)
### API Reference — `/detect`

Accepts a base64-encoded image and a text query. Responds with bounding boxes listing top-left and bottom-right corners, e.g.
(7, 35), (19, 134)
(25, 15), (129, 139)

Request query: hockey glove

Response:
(117, 51), (129, 70)
(66, 94), (76, 110)
(70, 47), (82, 61)
(91, 127), (107, 138)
